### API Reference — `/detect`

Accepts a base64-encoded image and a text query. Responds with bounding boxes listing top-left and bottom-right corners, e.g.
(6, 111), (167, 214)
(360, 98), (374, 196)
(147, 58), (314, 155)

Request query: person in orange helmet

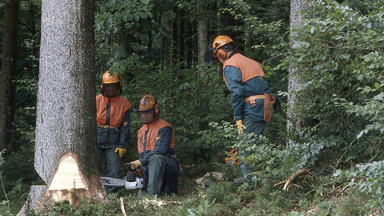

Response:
(96, 71), (132, 192)
(205, 35), (275, 186)
(129, 95), (180, 196)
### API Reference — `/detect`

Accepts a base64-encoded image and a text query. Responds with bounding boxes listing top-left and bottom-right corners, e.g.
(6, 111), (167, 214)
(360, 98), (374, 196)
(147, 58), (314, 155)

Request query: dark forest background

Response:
(0, 0), (383, 215)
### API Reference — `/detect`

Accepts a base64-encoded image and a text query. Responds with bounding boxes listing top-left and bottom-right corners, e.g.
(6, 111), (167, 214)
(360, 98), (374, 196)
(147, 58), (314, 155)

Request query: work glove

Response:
(130, 160), (142, 170)
(114, 147), (127, 158)
(235, 119), (246, 134)
(224, 149), (240, 165)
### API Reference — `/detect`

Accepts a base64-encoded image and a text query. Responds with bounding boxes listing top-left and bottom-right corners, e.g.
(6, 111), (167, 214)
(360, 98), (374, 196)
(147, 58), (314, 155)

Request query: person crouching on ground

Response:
(129, 95), (180, 196)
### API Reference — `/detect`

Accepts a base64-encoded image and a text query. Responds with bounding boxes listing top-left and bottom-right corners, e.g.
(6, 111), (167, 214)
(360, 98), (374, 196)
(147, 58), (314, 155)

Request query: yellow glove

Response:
(130, 160), (142, 170)
(114, 147), (127, 158)
(236, 119), (246, 134)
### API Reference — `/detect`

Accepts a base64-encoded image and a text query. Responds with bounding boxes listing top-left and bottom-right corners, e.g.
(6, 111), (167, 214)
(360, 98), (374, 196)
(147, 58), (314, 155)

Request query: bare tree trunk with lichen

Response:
(287, 0), (311, 148)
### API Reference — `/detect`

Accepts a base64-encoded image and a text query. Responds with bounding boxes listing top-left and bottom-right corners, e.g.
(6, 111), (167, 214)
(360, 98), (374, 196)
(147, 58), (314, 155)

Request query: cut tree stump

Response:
(18, 152), (106, 215)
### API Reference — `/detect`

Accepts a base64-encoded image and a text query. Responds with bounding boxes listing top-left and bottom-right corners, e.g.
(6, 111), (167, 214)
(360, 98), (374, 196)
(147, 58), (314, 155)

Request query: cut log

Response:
(19, 152), (106, 215)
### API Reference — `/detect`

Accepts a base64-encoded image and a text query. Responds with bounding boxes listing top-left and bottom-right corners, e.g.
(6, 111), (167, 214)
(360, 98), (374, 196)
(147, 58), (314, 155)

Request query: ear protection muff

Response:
(217, 49), (227, 60)
(154, 104), (160, 115)
(100, 84), (105, 95)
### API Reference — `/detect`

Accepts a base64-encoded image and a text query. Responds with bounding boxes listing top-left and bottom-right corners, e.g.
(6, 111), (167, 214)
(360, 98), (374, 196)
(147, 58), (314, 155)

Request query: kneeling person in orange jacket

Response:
(96, 71), (132, 192)
(130, 95), (180, 195)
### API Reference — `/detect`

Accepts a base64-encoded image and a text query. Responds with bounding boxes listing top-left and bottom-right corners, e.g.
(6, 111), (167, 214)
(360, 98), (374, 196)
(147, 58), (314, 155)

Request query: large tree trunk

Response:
(19, 0), (106, 214)
(0, 0), (19, 152)
(35, 0), (97, 185)
(287, 0), (310, 148)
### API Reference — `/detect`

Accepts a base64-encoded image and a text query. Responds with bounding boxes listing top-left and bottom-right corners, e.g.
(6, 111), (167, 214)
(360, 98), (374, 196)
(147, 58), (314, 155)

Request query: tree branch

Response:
(273, 168), (315, 191)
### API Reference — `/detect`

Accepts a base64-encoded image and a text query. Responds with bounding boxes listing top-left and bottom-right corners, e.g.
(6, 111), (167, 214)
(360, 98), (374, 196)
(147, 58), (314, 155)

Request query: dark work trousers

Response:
(239, 117), (267, 184)
(98, 147), (122, 193)
(144, 155), (180, 196)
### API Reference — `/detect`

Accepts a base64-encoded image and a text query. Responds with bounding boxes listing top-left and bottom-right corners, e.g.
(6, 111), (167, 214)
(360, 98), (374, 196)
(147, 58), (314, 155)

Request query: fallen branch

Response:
(273, 168), (314, 191)
(120, 197), (127, 216)
(0, 172), (10, 213)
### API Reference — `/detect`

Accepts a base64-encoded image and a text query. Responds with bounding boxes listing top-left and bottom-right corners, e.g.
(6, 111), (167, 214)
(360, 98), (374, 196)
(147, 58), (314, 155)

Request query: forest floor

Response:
(4, 162), (384, 216)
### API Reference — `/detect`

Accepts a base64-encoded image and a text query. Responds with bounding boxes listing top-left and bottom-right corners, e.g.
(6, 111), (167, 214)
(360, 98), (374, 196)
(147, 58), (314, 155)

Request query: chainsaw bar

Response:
(101, 176), (125, 187)
(101, 176), (145, 189)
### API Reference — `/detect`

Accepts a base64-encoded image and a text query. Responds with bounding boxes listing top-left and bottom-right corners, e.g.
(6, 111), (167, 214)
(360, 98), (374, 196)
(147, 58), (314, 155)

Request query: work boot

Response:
(233, 177), (244, 186)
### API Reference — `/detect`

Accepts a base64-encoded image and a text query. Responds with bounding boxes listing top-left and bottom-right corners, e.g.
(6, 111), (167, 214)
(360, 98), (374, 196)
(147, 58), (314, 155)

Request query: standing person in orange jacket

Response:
(205, 35), (275, 186)
(129, 95), (180, 196)
(96, 71), (132, 192)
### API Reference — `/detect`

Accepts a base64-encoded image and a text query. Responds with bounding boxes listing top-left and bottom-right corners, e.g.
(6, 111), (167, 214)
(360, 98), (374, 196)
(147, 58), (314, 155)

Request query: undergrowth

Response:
(0, 162), (378, 216)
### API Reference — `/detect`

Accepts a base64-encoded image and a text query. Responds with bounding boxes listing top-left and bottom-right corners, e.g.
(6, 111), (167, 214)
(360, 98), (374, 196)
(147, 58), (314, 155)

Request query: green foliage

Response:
(334, 160), (384, 211)
(186, 199), (216, 216)
(123, 63), (233, 164)
(202, 121), (328, 196)
(278, 0), (384, 184)
(0, 143), (42, 214)
(0, 152), (11, 216)
(3, 0), (384, 215)
(276, 1), (384, 214)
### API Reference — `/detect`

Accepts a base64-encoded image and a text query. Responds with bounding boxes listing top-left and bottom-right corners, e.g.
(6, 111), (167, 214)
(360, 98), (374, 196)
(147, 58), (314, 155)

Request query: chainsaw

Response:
(101, 163), (145, 190)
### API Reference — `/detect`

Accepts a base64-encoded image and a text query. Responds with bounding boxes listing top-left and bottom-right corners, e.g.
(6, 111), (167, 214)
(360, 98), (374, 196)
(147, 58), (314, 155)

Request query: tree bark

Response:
(35, 0), (97, 184)
(287, 0), (310, 148)
(197, 5), (207, 66)
(0, 0), (19, 152)
(17, 185), (47, 216)
(25, 0), (106, 212)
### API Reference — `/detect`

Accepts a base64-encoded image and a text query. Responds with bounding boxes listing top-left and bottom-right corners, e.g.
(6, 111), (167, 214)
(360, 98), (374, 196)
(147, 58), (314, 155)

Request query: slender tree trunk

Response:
(185, 21), (193, 67)
(197, 5), (207, 66)
(0, 0), (19, 152)
(287, 0), (310, 148)
(196, 3), (210, 120)
(27, 0), (39, 78)
(171, 6), (181, 66)
(180, 11), (186, 68)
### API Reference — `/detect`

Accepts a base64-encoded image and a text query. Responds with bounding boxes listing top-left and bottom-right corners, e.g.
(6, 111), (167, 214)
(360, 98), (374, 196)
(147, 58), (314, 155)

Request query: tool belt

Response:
(244, 95), (266, 103)
(244, 93), (275, 123)
(97, 124), (119, 132)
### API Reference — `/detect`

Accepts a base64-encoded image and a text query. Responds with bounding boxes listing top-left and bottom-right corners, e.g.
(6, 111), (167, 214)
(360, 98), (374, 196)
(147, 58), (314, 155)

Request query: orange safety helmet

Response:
(102, 70), (120, 84)
(137, 95), (159, 113)
(204, 35), (234, 63)
(211, 35), (234, 58)
(137, 95), (159, 123)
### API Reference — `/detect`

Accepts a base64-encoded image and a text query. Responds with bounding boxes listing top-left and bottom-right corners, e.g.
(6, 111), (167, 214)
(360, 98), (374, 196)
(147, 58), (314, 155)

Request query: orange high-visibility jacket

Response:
(96, 94), (131, 127)
(222, 53), (270, 122)
(222, 53), (264, 88)
(137, 118), (175, 154)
